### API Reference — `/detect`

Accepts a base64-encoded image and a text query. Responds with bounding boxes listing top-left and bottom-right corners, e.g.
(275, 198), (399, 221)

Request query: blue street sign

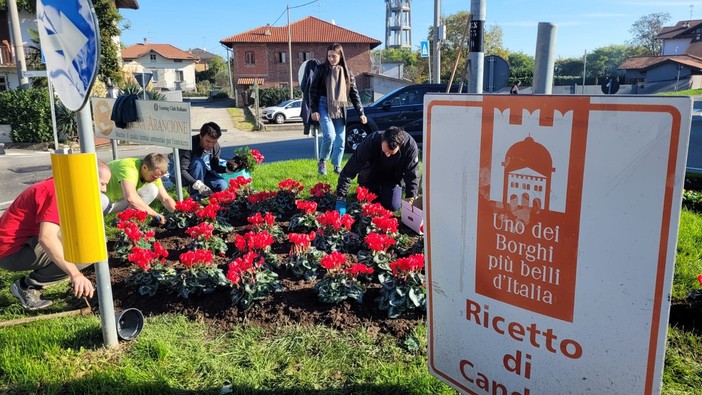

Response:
(36, 0), (100, 111)
(420, 41), (430, 58)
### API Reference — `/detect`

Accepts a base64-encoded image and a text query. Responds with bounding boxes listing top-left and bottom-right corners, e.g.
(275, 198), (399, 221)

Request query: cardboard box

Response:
(401, 197), (424, 235)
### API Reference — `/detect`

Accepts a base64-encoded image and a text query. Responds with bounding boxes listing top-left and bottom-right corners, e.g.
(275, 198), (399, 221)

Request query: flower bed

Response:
(99, 179), (426, 339)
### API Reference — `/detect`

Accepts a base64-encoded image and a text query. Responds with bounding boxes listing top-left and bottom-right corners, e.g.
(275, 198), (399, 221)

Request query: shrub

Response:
(248, 87), (302, 107)
(0, 88), (52, 143)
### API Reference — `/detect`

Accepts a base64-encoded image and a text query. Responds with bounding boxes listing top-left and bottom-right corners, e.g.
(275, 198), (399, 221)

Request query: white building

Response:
(121, 41), (198, 92)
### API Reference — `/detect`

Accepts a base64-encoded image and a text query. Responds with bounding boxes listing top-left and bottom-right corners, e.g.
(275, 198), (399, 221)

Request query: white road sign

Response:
(91, 98), (192, 150)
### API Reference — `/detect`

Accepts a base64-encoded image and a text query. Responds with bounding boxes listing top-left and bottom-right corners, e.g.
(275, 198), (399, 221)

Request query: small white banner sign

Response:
(424, 94), (692, 394)
(90, 98), (192, 150)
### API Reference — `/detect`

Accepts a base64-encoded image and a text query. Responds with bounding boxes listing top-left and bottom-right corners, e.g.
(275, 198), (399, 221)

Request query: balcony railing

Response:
(0, 45), (42, 67)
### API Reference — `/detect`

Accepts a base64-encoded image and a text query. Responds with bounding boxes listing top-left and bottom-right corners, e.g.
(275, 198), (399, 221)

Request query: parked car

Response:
(262, 99), (302, 124)
(344, 83), (467, 151)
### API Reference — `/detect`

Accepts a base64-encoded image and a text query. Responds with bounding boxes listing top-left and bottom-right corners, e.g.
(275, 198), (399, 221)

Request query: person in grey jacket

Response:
(178, 122), (228, 197)
(335, 126), (420, 213)
(310, 43), (367, 175)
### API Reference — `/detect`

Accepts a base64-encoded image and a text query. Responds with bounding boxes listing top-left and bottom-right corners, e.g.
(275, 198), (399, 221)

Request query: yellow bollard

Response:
(50, 153), (107, 263)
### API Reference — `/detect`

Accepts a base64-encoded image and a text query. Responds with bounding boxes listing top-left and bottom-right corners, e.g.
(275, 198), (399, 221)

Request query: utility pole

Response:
(287, 4), (294, 99)
(7, 0), (29, 88)
(433, 0), (441, 83)
(467, 0), (485, 93)
(582, 50), (587, 94)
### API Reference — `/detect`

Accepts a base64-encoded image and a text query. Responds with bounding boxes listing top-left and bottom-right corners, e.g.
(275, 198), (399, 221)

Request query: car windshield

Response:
(275, 100), (295, 107)
(368, 86), (406, 107)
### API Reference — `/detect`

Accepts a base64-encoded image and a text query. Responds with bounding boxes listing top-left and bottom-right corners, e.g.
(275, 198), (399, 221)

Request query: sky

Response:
(118, 0), (702, 60)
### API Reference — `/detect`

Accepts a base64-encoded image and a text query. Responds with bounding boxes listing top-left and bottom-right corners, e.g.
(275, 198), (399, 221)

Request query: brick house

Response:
(220, 16), (381, 106)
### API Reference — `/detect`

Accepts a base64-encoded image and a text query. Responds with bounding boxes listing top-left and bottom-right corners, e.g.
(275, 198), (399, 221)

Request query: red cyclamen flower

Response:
(247, 212), (275, 227)
(179, 249), (214, 268)
(362, 203), (393, 219)
(175, 197), (201, 213)
(389, 254), (425, 277)
(345, 263), (374, 277)
(372, 216), (399, 234)
(365, 232), (397, 252)
(310, 183), (331, 198)
(295, 200), (318, 215)
(356, 186), (377, 203)
(251, 149), (264, 164)
(320, 251), (347, 271)
(116, 208), (149, 224)
(278, 178), (305, 193)
(185, 222), (215, 240)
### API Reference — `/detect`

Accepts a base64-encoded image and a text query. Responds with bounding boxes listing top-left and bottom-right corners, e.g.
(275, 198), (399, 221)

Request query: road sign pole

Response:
(37, 0), (119, 348)
(78, 106), (118, 347)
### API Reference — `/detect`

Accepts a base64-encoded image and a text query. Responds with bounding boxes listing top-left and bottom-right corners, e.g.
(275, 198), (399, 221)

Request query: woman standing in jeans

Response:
(310, 43), (367, 175)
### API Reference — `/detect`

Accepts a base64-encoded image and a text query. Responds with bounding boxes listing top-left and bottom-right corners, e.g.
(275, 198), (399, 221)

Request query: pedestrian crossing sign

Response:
(420, 41), (429, 58)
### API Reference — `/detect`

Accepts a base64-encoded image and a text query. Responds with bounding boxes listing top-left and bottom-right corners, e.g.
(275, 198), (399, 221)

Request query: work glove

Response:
(192, 180), (212, 197)
(335, 198), (347, 215)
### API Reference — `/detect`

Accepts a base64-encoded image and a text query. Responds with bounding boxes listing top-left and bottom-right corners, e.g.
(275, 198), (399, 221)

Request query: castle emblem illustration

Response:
(501, 136), (555, 211)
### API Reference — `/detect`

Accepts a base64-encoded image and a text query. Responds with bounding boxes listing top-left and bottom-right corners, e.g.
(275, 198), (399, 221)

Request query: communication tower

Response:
(385, 0), (411, 49)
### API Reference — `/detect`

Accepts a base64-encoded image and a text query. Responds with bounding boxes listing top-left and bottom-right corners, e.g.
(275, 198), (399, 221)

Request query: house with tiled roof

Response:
(188, 48), (222, 72)
(121, 40), (199, 92)
(221, 16), (381, 106)
(619, 19), (702, 90)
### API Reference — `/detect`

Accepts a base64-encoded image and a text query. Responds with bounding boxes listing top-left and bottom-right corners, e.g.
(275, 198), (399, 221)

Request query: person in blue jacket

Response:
(335, 126), (420, 213)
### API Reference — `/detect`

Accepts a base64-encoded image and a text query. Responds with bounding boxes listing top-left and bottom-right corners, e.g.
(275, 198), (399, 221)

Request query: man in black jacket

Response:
(177, 122), (228, 197)
(335, 126), (420, 213)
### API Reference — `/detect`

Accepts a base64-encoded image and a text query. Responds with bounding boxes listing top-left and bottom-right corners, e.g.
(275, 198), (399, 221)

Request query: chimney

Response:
(143, 37), (147, 45)
(264, 24), (271, 36)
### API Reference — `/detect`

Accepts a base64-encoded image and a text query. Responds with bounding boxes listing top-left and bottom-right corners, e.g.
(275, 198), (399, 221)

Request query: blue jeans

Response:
(189, 158), (227, 192)
(365, 183), (403, 212)
(318, 97), (346, 167)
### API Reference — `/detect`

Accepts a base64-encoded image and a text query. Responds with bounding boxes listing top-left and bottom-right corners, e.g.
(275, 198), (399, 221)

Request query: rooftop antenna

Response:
(691, 4), (694, 21)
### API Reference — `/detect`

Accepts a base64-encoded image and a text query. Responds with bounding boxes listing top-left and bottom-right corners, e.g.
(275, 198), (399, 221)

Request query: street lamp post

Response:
(287, 4), (293, 99)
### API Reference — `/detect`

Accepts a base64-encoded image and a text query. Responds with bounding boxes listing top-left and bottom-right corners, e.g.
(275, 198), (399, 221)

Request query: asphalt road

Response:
(0, 98), (316, 210)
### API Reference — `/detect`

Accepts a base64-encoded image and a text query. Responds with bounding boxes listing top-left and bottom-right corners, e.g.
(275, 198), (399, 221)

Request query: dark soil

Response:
(89, 223), (426, 340)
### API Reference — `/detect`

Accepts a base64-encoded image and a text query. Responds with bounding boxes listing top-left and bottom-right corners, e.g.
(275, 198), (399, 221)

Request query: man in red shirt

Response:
(0, 160), (111, 310)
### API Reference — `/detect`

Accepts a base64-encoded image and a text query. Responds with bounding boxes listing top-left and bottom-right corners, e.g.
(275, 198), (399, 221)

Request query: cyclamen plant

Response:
(195, 200), (233, 233)
(313, 210), (358, 253)
(185, 222), (228, 256)
(166, 197), (202, 230)
(247, 190), (278, 215)
(309, 182), (336, 212)
(173, 249), (228, 299)
(226, 251), (280, 309)
(220, 176), (254, 223)
(234, 230), (280, 268)
(228, 146), (265, 173)
(273, 178), (305, 218)
(285, 231), (323, 281)
(355, 201), (394, 237)
(358, 232), (397, 272)
(376, 254), (426, 318)
(314, 251), (374, 304)
(288, 200), (320, 233)
(247, 212), (285, 242)
(348, 186), (378, 218)
(125, 242), (175, 297)
(114, 209), (156, 262)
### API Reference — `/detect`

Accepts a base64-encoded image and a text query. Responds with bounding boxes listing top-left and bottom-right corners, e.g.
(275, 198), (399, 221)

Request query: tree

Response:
(586, 45), (634, 84)
(485, 25), (509, 60)
(508, 51), (534, 86)
(628, 12), (670, 56)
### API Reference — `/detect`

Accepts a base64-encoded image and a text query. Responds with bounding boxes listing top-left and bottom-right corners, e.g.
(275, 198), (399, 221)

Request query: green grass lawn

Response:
(1, 159), (701, 394)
